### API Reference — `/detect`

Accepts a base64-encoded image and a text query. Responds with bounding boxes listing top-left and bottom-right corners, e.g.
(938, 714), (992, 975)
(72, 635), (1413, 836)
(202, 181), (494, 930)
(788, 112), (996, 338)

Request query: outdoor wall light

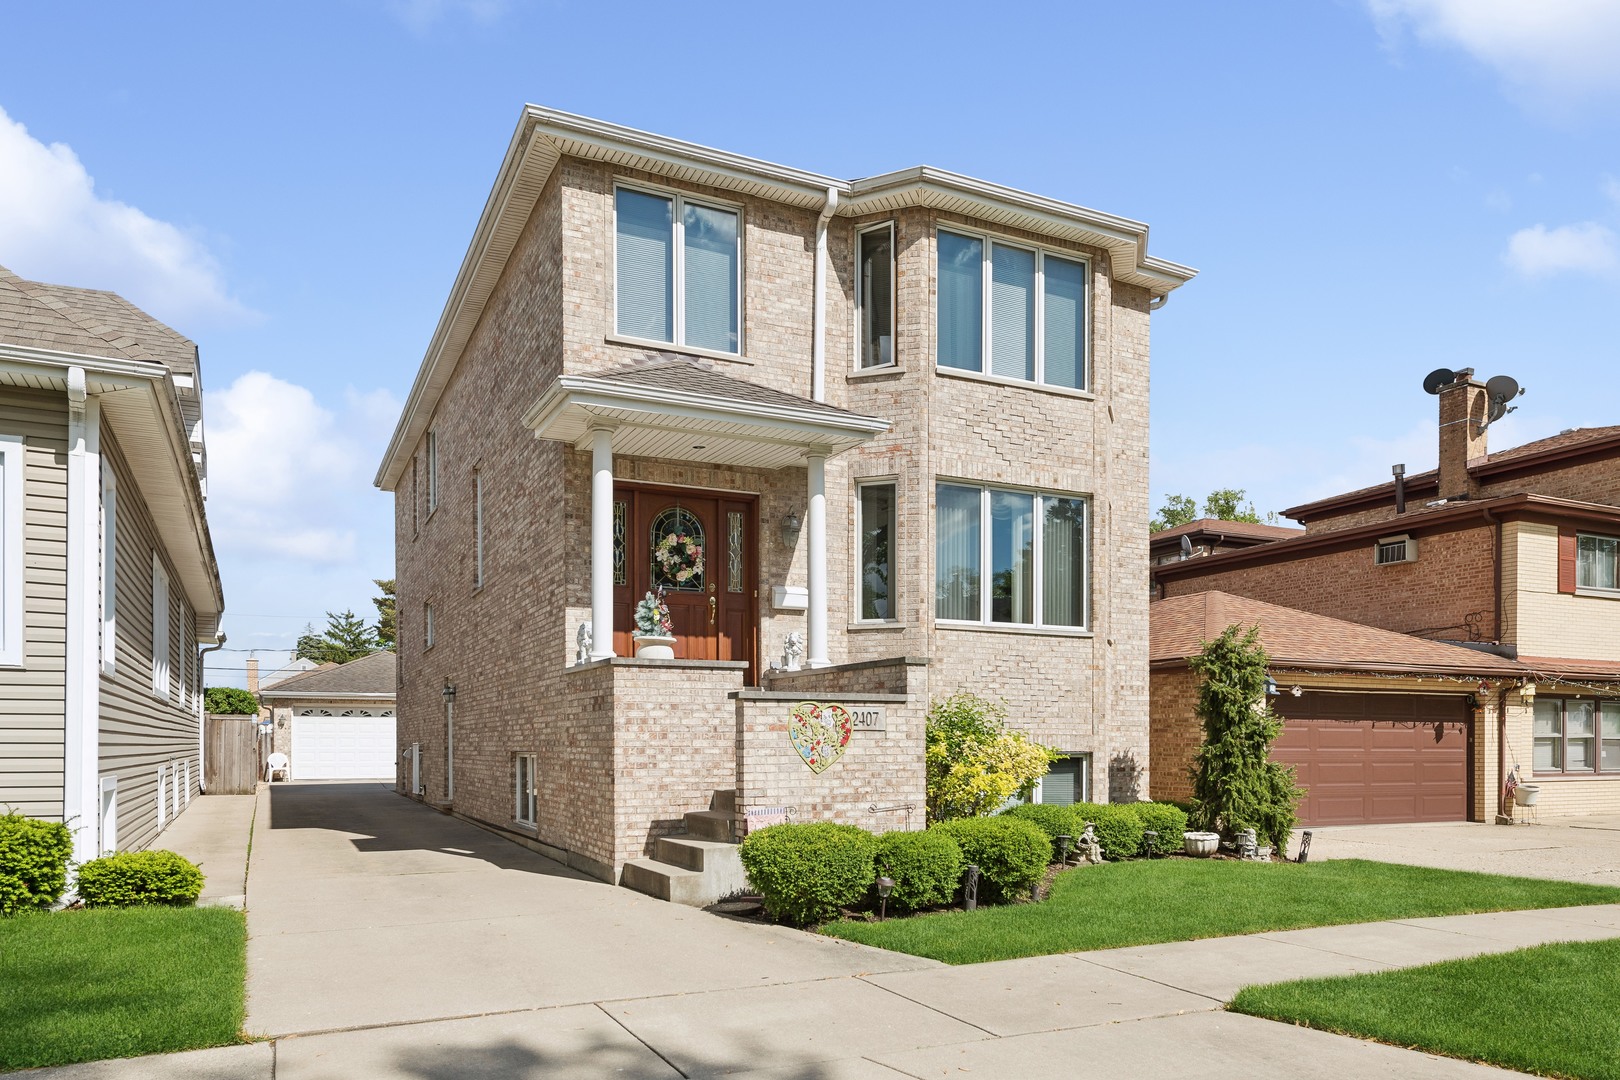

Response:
(1264, 676), (1279, 696)
(442, 680), (457, 704)
(780, 510), (802, 548)
(1521, 680), (1537, 704)
(875, 875), (895, 921)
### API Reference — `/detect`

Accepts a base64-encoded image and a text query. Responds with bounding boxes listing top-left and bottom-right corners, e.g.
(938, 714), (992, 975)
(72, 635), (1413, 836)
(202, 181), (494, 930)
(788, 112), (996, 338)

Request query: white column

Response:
(806, 452), (829, 668)
(589, 426), (616, 661)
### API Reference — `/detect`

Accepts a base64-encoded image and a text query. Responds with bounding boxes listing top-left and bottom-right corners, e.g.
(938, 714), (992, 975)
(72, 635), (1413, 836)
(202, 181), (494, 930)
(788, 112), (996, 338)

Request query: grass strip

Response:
(0, 906), (248, 1072)
(823, 858), (1620, 964)
(1231, 937), (1620, 1080)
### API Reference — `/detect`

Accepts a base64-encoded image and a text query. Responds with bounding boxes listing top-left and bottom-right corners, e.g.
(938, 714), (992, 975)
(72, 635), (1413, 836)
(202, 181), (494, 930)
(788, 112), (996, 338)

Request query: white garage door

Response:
(291, 710), (396, 780)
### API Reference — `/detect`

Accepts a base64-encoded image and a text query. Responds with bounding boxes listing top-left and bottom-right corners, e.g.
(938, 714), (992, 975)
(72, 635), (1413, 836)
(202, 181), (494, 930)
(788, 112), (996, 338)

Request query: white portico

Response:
(522, 357), (888, 673)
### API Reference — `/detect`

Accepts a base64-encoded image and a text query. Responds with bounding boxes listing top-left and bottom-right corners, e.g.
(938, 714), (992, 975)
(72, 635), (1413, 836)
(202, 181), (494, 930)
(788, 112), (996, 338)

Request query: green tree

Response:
(1149, 493), (1199, 532)
(372, 578), (396, 648)
(1151, 489), (1276, 532)
(295, 609), (379, 665)
(203, 686), (260, 715)
(1187, 624), (1302, 853)
(925, 693), (1059, 823)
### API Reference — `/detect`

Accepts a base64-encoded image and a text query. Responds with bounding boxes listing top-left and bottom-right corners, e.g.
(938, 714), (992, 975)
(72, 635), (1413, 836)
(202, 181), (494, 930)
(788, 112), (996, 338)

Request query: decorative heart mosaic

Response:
(789, 702), (853, 774)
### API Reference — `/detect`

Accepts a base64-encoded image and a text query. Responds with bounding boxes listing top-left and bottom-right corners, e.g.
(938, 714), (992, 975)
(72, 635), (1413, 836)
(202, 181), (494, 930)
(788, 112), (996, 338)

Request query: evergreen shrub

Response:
(1130, 802), (1189, 856)
(873, 829), (963, 914)
(932, 816), (1050, 903)
(0, 811), (73, 916)
(998, 803), (1080, 861)
(739, 823), (876, 927)
(1071, 803), (1146, 860)
(75, 851), (204, 908)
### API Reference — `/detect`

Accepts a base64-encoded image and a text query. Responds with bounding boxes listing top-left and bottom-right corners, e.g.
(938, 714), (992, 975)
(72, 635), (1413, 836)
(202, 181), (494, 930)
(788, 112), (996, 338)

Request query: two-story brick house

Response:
(1153, 371), (1620, 825)
(376, 106), (1193, 889)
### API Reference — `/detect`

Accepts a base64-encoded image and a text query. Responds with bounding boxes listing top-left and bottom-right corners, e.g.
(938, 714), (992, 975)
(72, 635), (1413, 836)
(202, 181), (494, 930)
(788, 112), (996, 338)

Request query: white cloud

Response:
(1368, 0), (1620, 109)
(1503, 222), (1619, 278)
(0, 106), (256, 327)
(387, 0), (507, 33)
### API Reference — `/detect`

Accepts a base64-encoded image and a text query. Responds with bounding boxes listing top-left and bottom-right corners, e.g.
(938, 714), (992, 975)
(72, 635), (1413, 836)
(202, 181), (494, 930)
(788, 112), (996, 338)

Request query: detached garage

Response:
(1151, 592), (1523, 826)
(260, 651), (397, 782)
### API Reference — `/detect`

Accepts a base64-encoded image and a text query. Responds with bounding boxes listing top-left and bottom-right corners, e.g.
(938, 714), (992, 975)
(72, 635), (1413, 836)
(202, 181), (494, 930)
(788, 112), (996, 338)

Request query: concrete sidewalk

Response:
(149, 789), (258, 908)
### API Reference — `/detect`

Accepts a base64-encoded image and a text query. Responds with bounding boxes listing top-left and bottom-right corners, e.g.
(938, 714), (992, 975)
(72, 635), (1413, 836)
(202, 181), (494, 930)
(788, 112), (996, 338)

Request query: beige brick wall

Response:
(1506, 521), (1620, 661)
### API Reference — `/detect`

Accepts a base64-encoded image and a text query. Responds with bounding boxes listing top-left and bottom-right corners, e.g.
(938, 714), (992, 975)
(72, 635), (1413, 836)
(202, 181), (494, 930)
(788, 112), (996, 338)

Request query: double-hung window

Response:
(424, 602), (435, 650)
(857, 482), (896, 621)
(473, 469), (485, 589)
(935, 482), (1089, 629)
(0, 433), (22, 668)
(615, 186), (741, 355)
(424, 431), (438, 516)
(101, 465), (117, 673)
(1534, 697), (1620, 774)
(857, 224), (895, 368)
(514, 753), (537, 827)
(151, 552), (170, 699)
(1577, 534), (1619, 591)
(937, 229), (1087, 389)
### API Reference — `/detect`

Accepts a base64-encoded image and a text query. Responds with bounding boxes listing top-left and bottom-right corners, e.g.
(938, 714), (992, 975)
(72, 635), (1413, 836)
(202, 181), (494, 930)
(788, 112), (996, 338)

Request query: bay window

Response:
(935, 482), (1088, 629)
(936, 228), (1087, 390)
(615, 186), (741, 355)
(1577, 534), (1619, 591)
(1534, 698), (1620, 774)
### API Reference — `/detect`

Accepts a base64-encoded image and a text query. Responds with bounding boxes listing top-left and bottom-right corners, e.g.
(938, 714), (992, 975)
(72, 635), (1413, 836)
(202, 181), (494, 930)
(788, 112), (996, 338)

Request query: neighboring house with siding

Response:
(375, 106), (1193, 891)
(1152, 370), (1620, 824)
(0, 266), (223, 864)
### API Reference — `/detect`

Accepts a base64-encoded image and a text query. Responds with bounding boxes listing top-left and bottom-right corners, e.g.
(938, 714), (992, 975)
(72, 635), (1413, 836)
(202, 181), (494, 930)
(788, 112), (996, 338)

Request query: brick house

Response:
(1152, 370), (1620, 824)
(0, 266), (223, 863)
(375, 106), (1194, 890)
(259, 651), (396, 781)
(1148, 518), (1301, 567)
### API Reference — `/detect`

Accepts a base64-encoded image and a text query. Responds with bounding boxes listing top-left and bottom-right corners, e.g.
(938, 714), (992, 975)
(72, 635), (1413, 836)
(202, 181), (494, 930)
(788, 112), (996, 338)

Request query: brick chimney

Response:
(246, 657), (259, 695)
(1437, 369), (1488, 500)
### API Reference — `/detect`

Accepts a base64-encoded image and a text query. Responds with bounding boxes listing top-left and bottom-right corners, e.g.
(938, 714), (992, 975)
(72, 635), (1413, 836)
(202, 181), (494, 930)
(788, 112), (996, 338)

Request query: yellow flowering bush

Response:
(925, 692), (1058, 822)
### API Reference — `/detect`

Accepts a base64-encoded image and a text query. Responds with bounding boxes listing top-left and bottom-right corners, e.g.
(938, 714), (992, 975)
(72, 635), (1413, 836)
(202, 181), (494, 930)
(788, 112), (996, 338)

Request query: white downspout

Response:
(811, 186), (839, 402)
(197, 635), (227, 793)
(64, 368), (101, 866)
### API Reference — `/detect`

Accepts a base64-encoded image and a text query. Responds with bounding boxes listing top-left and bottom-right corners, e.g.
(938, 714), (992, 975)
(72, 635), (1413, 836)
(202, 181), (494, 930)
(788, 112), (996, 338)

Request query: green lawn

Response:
(0, 906), (248, 1072)
(823, 858), (1620, 964)
(1231, 938), (1620, 1080)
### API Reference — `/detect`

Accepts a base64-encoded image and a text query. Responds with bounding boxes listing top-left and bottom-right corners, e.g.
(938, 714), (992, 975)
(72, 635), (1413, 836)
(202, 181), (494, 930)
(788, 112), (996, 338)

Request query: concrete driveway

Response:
(1309, 815), (1620, 884)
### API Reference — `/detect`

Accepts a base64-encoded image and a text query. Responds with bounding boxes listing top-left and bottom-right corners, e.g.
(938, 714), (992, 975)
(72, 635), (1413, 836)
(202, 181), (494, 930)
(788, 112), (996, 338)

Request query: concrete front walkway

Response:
(1309, 814), (1620, 885)
(32, 784), (1620, 1079)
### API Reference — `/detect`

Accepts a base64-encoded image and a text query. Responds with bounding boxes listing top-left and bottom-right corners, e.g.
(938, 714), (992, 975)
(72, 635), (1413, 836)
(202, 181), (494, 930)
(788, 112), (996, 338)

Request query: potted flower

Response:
(632, 587), (676, 659)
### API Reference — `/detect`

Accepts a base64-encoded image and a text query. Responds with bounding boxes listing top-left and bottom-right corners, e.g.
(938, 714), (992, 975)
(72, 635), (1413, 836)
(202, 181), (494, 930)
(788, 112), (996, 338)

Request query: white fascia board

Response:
(525, 376), (890, 442)
(0, 343), (170, 388)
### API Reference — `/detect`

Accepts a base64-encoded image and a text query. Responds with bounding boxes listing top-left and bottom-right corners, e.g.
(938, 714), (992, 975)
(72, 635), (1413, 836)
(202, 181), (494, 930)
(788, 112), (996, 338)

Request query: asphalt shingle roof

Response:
(585, 356), (866, 420)
(0, 264), (194, 368)
(261, 650), (396, 697)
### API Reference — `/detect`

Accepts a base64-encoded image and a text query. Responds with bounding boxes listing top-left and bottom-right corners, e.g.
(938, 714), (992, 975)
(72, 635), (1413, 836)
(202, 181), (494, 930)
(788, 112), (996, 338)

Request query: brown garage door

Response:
(1271, 692), (1470, 825)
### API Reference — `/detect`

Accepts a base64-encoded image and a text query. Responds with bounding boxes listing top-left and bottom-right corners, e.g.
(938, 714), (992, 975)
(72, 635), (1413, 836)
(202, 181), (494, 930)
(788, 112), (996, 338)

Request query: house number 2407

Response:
(848, 707), (886, 731)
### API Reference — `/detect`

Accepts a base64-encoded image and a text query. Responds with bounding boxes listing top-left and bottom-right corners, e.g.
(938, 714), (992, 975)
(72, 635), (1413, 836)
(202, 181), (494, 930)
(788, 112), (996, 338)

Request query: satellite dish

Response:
(1485, 374), (1521, 424)
(1423, 368), (1457, 395)
(1179, 535), (1194, 560)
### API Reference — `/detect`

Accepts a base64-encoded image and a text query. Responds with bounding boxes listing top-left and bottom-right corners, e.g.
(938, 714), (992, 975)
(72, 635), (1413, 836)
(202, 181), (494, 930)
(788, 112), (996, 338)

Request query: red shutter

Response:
(1558, 526), (1578, 594)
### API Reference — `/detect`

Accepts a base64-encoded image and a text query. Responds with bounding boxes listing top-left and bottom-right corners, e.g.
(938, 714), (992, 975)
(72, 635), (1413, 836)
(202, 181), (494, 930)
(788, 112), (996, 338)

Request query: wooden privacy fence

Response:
(205, 714), (263, 795)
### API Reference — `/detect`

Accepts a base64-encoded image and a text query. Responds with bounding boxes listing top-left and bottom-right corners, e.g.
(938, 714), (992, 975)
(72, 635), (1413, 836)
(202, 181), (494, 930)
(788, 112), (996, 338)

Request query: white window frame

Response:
(98, 775), (118, 854)
(474, 469), (485, 589)
(935, 226), (1091, 390)
(424, 430), (439, 516)
(0, 433), (22, 668)
(935, 481), (1091, 632)
(424, 601), (435, 650)
(1032, 752), (1093, 805)
(1576, 532), (1620, 593)
(855, 222), (897, 371)
(1374, 534), (1417, 566)
(855, 479), (899, 623)
(156, 764), (168, 831)
(513, 752), (537, 827)
(101, 464), (117, 675)
(611, 181), (745, 357)
(151, 551), (171, 699)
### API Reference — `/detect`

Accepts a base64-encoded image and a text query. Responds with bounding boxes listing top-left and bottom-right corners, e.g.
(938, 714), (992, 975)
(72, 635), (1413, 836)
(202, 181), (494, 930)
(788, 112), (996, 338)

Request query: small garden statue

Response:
(1077, 822), (1104, 865)
(783, 631), (804, 671)
(575, 621), (592, 664)
(1237, 827), (1259, 860)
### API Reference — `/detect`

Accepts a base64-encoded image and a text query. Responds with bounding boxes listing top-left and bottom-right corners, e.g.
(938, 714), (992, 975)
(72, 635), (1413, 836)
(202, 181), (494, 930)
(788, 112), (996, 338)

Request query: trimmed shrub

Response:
(739, 823), (877, 927)
(874, 829), (963, 914)
(998, 803), (1081, 861)
(76, 851), (204, 908)
(1131, 802), (1189, 856)
(932, 816), (1050, 904)
(0, 811), (73, 916)
(1072, 803), (1146, 861)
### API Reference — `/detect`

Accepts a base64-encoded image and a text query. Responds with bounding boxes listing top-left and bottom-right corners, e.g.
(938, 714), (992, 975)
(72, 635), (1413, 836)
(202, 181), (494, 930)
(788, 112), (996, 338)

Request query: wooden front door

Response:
(610, 484), (758, 682)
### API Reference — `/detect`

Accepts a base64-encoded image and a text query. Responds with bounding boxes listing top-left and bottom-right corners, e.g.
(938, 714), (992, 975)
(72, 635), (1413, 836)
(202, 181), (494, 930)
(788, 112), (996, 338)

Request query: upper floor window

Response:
(1577, 533), (1618, 591)
(101, 465), (117, 674)
(424, 431), (439, 515)
(151, 552), (170, 700)
(424, 601), (436, 649)
(937, 229), (1087, 390)
(0, 433), (22, 668)
(857, 224), (895, 369)
(615, 186), (740, 355)
(474, 469), (485, 589)
(1534, 697), (1620, 774)
(935, 482), (1089, 629)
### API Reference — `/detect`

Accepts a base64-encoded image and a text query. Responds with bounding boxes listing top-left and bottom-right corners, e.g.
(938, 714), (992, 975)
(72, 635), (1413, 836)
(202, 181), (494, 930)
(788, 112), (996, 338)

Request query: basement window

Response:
(1374, 535), (1416, 566)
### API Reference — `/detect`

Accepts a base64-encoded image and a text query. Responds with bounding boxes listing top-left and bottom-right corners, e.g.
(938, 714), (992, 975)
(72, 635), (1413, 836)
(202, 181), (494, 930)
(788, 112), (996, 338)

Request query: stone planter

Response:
(1513, 783), (1541, 807)
(633, 634), (676, 660)
(1183, 831), (1220, 858)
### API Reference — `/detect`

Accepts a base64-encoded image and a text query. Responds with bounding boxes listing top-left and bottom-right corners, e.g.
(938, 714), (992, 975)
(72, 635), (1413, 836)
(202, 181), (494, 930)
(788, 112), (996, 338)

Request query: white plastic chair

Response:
(266, 752), (290, 783)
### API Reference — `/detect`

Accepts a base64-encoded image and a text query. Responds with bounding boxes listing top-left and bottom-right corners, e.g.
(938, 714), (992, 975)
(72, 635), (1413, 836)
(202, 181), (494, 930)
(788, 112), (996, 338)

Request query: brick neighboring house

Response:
(259, 651), (396, 781)
(375, 106), (1194, 889)
(1152, 370), (1620, 824)
(0, 266), (224, 863)
(1149, 518), (1302, 567)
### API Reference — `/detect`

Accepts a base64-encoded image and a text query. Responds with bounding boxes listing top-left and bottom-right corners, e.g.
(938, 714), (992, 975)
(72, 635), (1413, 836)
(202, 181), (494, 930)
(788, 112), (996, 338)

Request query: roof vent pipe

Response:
(1392, 463), (1406, 514)
(811, 186), (839, 403)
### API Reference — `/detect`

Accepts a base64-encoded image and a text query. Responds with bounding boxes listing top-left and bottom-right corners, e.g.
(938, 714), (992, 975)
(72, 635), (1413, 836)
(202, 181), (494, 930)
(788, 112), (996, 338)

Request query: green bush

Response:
(1131, 802), (1189, 856)
(0, 811), (73, 917)
(1072, 803), (1147, 860)
(739, 823), (876, 927)
(874, 829), (963, 914)
(75, 851), (204, 909)
(203, 687), (259, 715)
(932, 816), (1050, 904)
(998, 803), (1081, 861)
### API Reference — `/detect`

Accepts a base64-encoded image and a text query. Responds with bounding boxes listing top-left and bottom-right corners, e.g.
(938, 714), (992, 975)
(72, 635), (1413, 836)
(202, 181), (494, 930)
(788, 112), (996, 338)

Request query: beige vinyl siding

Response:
(0, 389), (68, 819)
(98, 427), (200, 852)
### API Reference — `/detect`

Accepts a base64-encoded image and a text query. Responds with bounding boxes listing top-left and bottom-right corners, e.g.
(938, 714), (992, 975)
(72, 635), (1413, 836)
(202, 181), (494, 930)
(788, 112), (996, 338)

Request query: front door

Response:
(611, 484), (758, 682)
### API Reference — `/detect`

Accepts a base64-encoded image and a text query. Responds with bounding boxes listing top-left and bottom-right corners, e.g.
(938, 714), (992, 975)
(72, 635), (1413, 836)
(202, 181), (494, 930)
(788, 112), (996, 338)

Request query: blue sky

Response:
(2, 1), (1618, 686)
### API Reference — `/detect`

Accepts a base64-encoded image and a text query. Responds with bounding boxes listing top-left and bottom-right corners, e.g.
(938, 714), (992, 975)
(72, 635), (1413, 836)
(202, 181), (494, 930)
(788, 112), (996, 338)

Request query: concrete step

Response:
(620, 858), (705, 905)
(709, 788), (739, 814)
(623, 835), (750, 907)
(684, 809), (743, 842)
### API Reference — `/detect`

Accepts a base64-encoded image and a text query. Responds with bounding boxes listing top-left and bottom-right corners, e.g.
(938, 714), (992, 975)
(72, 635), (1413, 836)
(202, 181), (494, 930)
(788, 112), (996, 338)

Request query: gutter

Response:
(811, 186), (838, 403)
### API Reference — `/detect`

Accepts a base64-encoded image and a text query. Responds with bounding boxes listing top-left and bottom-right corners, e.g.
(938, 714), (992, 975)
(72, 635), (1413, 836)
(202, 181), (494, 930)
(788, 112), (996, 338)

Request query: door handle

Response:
(709, 596), (716, 625)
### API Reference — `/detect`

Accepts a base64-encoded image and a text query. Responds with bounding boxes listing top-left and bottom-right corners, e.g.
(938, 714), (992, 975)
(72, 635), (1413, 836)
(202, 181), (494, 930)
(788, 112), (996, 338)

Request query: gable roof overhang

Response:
(522, 367), (889, 469)
(375, 105), (1195, 491)
(0, 342), (224, 639)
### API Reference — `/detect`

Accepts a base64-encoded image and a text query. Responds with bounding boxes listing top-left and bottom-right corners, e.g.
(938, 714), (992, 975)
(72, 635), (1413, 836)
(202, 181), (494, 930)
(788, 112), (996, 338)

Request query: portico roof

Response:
(522, 358), (889, 469)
